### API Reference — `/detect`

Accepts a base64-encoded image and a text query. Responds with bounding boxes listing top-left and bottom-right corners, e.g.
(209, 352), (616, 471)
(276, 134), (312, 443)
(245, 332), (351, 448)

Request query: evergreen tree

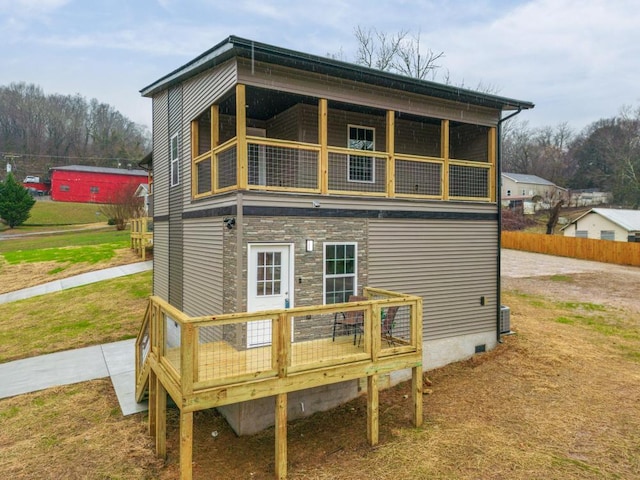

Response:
(0, 173), (36, 228)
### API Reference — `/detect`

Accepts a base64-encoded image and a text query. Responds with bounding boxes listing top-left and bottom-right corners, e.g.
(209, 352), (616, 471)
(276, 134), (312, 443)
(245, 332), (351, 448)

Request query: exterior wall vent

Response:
(500, 305), (511, 334)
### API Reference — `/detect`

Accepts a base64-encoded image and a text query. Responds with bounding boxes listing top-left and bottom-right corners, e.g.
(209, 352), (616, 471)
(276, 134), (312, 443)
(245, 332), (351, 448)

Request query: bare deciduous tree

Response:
(352, 26), (444, 80)
(98, 183), (145, 231)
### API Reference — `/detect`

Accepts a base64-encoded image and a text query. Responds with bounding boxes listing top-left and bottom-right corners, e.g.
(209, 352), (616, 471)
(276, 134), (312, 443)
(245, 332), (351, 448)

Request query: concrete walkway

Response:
(0, 261), (153, 415)
(0, 261), (153, 304)
(0, 339), (147, 415)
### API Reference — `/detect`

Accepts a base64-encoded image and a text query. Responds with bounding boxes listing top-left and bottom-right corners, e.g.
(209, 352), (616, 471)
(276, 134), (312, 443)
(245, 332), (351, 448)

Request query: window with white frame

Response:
(324, 243), (357, 304)
(347, 125), (374, 183)
(575, 230), (588, 238)
(170, 133), (180, 187)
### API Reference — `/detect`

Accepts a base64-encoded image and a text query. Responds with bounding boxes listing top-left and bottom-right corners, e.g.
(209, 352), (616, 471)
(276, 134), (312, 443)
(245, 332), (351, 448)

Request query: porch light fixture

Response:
(224, 217), (236, 229)
(305, 239), (314, 252)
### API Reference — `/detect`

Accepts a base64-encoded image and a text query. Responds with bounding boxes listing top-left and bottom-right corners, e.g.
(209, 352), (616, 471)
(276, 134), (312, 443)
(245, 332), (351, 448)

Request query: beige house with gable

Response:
(562, 208), (640, 242)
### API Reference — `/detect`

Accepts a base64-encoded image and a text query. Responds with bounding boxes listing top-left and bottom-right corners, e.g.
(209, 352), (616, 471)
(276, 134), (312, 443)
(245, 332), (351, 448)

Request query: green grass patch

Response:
(0, 229), (129, 255)
(549, 274), (573, 282)
(3, 242), (124, 265)
(25, 201), (107, 226)
(0, 271), (151, 362)
(0, 405), (20, 420)
(555, 316), (575, 324)
(559, 301), (607, 312)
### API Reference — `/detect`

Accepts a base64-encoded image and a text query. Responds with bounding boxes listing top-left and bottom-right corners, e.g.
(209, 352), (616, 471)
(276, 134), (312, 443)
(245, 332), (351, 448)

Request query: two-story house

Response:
(136, 36), (533, 475)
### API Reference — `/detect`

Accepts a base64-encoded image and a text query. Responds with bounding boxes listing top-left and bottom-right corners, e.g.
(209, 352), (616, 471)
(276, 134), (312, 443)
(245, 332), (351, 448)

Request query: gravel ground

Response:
(501, 248), (640, 314)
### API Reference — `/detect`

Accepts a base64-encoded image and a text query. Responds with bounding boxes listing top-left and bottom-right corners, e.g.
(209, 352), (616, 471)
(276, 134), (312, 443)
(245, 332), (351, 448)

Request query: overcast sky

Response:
(1, 0), (639, 134)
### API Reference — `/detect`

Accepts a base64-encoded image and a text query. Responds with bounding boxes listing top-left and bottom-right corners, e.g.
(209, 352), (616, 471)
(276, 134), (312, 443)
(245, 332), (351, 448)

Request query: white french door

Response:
(247, 244), (293, 348)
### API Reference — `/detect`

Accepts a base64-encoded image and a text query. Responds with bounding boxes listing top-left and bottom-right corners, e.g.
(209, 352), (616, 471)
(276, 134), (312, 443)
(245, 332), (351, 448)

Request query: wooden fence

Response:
(502, 231), (640, 267)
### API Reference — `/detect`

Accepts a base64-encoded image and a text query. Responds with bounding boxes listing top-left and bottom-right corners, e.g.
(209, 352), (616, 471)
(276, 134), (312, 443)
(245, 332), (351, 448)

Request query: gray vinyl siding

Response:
(266, 105), (301, 141)
(182, 60), (238, 208)
(183, 218), (224, 316)
(182, 59), (237, 121)
(368, 219), (498, 341)
(153, 221), (169, 300)
(152, 91), (169, 216)
(168, 85), (184, 310)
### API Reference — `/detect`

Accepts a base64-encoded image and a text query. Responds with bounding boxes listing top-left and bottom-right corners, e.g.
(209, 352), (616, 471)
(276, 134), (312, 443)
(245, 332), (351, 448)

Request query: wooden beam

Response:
(275, 393), (288, 480)
(236, 84), (248, 190)
(181, 323), (195, 395)
(211, 104), (219, 192)
(367, 374), (379, 445)
(386, 110), (395, 198)
(155, 374), (167, 459)
(318, 98), (328, 194)
(412, 365), (423, 427)
(179, 411), (194, 480)
(488, 127), (497, 202)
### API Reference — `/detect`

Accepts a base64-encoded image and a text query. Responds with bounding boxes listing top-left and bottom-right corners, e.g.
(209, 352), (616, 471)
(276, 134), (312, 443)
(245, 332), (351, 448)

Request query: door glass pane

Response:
(256, 250), (283, 296)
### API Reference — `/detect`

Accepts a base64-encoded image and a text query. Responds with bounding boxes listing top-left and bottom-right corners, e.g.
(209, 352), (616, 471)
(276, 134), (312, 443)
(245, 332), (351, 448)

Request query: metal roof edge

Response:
(139, 35), (535, 111)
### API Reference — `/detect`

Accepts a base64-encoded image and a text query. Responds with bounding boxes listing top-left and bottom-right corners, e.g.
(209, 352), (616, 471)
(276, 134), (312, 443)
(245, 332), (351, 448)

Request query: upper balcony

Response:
(188, 84), (497, 204)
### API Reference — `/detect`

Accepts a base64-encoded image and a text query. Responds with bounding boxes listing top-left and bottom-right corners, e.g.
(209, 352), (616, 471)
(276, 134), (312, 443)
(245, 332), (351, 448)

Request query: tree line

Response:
(0, 82), (150, 181)
(502, 107), (640, 208)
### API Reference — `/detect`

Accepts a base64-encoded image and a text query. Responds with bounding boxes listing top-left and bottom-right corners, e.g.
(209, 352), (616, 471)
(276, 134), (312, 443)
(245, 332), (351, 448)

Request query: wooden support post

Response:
(275, 393), (288, 480)
(211, 104), (219, 192)
(180, 410), (194, 480)
(367, 374), (379, 445)
(441, 119), (450, 200)
(488, 127), (497, 202)
(386, 110), (395, 198)
(318, 98), (328, 194)
(412, 365), (423, 427)
(148, 370), (157, 438)
(236, 84), (248, 190)
(155, 375), (167, 459)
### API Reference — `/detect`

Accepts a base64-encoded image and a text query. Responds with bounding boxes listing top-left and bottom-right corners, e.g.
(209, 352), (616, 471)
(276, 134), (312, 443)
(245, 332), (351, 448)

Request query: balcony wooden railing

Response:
(192, 136), (493, 202)
(136, 287), (423, 480)
(130, 217), (153, 260)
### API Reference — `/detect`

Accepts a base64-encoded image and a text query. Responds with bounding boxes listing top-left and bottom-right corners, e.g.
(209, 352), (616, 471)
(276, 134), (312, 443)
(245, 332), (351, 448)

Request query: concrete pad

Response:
(101, 339), (136, 376)
(0, 345), (109, 399)
(110, 370), (148, 415)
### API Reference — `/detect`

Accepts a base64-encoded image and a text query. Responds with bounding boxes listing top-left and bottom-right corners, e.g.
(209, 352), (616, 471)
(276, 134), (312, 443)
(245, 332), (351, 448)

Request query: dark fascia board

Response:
(140, 35), (534, 112)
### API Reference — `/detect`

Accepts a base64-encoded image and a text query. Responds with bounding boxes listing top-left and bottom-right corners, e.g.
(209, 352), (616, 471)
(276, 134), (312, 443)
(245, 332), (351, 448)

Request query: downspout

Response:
(496, 107), (522, 343)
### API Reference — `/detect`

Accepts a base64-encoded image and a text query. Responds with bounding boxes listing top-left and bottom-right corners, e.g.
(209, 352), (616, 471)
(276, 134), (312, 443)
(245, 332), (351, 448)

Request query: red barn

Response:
(50, 165), (148, 203)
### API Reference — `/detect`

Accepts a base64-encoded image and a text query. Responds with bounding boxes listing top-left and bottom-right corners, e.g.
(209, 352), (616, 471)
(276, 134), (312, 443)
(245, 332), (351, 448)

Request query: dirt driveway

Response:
(501, 249), (640, 315)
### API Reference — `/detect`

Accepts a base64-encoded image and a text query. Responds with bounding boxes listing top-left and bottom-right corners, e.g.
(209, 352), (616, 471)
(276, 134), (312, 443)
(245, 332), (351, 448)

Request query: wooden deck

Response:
(136, 289), (423, 480)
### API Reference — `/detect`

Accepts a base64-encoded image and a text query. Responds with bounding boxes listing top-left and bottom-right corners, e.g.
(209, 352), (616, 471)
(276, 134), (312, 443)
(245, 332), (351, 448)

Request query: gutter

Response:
(496, 107), (523, 343)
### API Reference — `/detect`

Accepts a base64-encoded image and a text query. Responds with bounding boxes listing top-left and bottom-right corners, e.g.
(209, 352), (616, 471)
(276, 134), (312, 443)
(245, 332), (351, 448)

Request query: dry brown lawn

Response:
(1, 270), (639, 479)
(0, 247), (142, 295)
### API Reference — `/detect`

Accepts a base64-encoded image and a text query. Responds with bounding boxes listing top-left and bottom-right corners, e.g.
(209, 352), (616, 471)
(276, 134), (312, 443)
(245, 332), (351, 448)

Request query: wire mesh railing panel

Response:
(328, 152), (387, 193)
(248, 143), (318, 190)
(395, 159), (442, 196)
(138, 318), (150, 370)
(196, 320), (274, 383)
(291, 310), (366, 368)
(164, 314), (181, 373)
(380, 304), (412, 350)
(195, 156), (212, 195)
(216, 145), (237, 189)
(449, 164), (489, 198)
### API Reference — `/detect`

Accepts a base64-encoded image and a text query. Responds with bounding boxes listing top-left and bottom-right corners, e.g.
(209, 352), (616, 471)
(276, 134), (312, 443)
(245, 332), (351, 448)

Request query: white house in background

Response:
(561, 208), (640, 242)
(501, 173), (567, 213)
